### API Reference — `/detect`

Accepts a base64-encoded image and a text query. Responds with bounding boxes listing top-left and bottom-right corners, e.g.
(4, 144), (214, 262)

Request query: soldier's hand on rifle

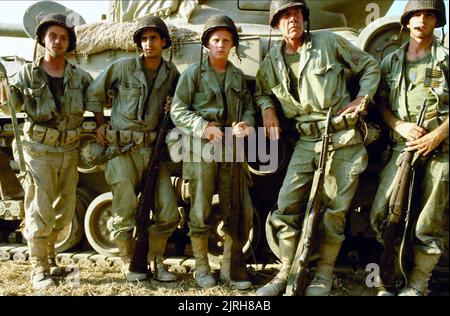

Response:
(202, 121), (224, 143)
(232, 121), (251, 138)
(97, 124), (108, 146)
(405, 118), (449, 156)
(337, 96), (364, 116)
(394, 120), (427, 142)
(263, 107), (281, 140)
(164, 96), (173, 113)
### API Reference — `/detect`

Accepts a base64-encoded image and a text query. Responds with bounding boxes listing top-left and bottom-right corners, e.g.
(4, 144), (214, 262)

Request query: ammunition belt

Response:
(297, 113), (359, 138)
(105, 129), (157, 149)
(24, 122), (81, 147)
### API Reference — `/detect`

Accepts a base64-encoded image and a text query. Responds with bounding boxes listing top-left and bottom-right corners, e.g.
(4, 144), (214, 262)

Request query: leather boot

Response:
(115, 238), (147, 282)
(29, 237), (55, 290)
(148, 234), (177, 282)
(47, 230), (62, 276)
(305, 242), (341, 296)
(191, 236), (216, 288)
(398, 251), (440, 296)
(220, 233), (252, 290)
(256, 236), (296, 296)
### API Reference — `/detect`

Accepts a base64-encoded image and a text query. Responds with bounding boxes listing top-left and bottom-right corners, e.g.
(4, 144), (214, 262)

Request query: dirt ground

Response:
(1, 260), (432, 297)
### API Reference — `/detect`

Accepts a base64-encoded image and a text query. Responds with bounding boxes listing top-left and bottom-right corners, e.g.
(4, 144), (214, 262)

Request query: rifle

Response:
(0, 71), (26, 174)
(226, 100), (250, 282)
(285, 108), (332, 296)
(379, 100), (428, 293)
(129, 111), (171, 275)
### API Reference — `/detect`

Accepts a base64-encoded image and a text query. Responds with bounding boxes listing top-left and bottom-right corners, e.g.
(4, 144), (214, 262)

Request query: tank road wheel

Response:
(356, 16), (410, 62)
(207, 197), (262, 266)
(55, 187), (95, 252)
(84, 192), (118, 256)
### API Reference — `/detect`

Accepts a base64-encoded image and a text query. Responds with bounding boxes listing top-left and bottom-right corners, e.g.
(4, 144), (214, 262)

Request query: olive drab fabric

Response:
(133, 15), (172, 49)
(255, 31), (380, 245)
(87, 56), (181, 241)
(35, 13), (77, 52)
(87, 56), (178, 132)
(269, 0), (310, 28)
(9, 57), (92, 256)
(370, 40), (449, 257)
(201, 15), (239, 48)
(170, 58), (255, 238)
(11, 57), (92, 145)
(401, 0), (447, 28)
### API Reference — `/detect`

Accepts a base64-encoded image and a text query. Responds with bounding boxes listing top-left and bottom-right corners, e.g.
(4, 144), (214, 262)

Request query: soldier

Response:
(170, 15), (255, 289)
(255, 0), (380, 296)
(370, 0), (448, 296)
(0, 14), (93, 290)
(0, 61), (6, 104)
(87, 16), (180, 282)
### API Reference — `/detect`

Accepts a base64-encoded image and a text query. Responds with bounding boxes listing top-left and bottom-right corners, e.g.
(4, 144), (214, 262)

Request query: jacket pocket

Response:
(67, 80), (84, 114)
(271, 83), (298, 118)
(23, 83), (52, 121)
(117, 83), (141, 119)
(309, 63), (343, 110)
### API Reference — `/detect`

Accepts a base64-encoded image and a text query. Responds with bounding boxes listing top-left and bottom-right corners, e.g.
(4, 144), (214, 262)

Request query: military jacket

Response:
(255, 31), (380, 123)
(379, 41), (448, 121)
(11, 56), (92, 131)
(171, 58), (255, 140)
(87, 56), (179, 132)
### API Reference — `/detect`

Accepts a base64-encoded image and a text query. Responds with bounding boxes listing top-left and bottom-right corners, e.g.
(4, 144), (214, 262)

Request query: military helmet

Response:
(269, 0), (310, 28)
(201, 15), (239, 47)
(401, 0), (447, 28)
(79, 136), (106, 170)
(133, 16), (172, 49)
(35, 13), (77, 52)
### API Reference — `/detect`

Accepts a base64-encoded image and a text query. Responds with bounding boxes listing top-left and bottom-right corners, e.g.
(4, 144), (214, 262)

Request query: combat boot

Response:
(305, 242), (341, 296)
(148, 234), (178, 282)
(256, 236), (296, 296)
(220, 233), (252, 290)
(398, 252), (440, 296)
(47, 230), (62, 276)
(191, 236), (216, 288)
(115, 238), (147, 282)
(29, 237), (55, 291)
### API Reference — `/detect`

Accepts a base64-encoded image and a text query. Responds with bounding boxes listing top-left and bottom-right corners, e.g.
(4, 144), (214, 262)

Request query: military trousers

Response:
(271, 139), (368, 245)
(105, 148), (180, 241)
(370, 147), (449, 255)
(185, 160), (253, 238)
(23, 144), (79, 240)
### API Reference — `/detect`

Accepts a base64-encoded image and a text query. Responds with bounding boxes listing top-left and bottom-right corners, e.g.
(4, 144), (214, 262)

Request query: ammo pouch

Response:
(297, 113), (360, 138)
(105, 129), (157, 148)
(23, 122), (82, 147)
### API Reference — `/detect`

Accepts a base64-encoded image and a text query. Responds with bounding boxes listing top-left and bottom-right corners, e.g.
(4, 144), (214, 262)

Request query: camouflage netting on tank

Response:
(35, 21), (200, 58)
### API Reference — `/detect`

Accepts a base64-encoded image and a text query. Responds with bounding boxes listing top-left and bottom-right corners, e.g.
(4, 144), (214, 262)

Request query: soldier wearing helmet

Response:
(370, 0), (449, 296)
(255, 0), (380, 296)
(0, 13), (93, 290)
(170, 15), (255, 289)
(87, 16), (181, 283)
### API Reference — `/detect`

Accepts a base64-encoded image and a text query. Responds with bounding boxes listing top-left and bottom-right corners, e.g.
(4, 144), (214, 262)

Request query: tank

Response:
(0, 1), (448, 283)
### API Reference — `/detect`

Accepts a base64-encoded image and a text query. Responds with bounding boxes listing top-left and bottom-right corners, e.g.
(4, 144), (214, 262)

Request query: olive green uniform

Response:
(255, 31), (380, 245)
(87, 56), (180, 242)
(9, 57), (93, 240)
(170, 59), (255, 238)
(370, 41), (449, 256)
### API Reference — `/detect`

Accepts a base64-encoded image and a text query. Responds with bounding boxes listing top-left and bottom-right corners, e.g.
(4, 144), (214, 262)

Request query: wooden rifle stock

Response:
(379, 101), (428, 292)
(129, 112), (171, 274)
(285, 108), (332, 296)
